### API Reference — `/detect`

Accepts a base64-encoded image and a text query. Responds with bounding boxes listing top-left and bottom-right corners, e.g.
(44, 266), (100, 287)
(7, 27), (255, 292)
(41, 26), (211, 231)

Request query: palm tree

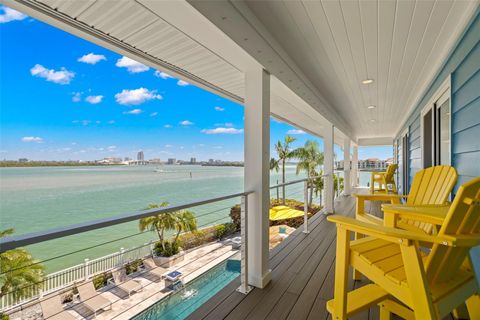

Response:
(0, 229), (44, 301)
(270, 135), (296, 202)
(173, 210), (197, 244)
(292, 140), (324, 206)
(139, 202), (176, 250)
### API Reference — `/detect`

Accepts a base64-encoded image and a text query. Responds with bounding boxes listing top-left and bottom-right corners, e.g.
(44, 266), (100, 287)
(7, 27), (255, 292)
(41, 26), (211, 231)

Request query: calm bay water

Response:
(0, 165), (369, 272)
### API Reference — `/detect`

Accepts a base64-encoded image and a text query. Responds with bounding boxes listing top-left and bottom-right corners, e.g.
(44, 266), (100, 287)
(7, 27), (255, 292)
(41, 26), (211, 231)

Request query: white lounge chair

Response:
(77, 281), (112, 318)
(111, 268), (143, 297)
(143, 257), (168, 280)
(40, 294), (76, 320)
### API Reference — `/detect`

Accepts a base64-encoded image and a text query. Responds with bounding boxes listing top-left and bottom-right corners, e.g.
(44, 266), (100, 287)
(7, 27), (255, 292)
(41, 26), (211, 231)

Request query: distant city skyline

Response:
(0, 5), (392, 162)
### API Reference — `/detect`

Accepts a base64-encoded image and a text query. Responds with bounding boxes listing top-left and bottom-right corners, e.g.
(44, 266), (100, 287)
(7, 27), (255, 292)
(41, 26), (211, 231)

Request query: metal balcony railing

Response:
(0, 179), (313, 318)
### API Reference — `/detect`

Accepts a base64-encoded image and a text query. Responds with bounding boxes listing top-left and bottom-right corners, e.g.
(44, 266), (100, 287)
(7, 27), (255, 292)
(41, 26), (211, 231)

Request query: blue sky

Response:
(0, 5), (391, 162)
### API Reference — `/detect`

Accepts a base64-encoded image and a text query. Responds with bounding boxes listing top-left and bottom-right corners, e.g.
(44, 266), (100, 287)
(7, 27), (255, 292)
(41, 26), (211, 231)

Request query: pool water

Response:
(132, 259), (241, 320)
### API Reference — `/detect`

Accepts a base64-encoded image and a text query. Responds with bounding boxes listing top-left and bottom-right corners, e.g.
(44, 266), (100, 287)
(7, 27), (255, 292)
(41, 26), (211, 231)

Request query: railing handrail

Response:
(0, 190), (253, 253)
(269, 178), (307, 189)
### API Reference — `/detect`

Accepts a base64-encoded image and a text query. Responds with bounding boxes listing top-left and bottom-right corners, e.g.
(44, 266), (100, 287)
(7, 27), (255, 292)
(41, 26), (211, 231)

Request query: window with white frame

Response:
(421, 77), (451, 168)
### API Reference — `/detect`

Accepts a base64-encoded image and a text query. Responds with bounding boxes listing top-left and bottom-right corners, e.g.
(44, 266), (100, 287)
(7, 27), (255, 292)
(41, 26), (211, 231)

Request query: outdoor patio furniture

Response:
(356, 165), (457, 234)
(111, 268), (143, 297)
(77, 281), (112, 318)
(370, 163), (397, 193)
(143, 257), (168, 280)
(40, 294), (76, 320)
(326, 177), (480, 319)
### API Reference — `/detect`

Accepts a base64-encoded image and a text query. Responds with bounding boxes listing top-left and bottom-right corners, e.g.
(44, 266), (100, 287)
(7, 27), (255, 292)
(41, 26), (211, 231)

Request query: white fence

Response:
(0, 241), (153, 311)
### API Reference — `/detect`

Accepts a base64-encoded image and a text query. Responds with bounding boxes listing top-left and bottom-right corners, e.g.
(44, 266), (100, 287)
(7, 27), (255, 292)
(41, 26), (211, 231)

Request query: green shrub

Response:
(125, 259), (143, 275)
(92, 274), (105, 290)
(92, 272), (112, 290)
(223, 222), (238, 235)
(0, 313), (9, 320)
(214, 224), (226, 239)
(154, 241), (179, 257)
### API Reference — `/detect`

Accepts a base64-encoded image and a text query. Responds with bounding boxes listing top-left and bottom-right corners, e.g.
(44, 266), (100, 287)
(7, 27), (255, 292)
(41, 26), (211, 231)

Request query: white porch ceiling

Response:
(190, 0), (478, 141)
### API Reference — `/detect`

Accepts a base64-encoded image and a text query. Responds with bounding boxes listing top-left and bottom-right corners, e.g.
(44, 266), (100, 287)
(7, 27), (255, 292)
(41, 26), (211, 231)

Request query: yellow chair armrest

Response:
(327, 215), (455, 246)
(442, 234), (480, 247)
(382, 204), (450, 226)
(354, 193), (407, 202)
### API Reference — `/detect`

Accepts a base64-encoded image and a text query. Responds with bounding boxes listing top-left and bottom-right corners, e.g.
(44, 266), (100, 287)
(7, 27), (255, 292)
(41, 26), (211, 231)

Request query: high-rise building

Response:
(137, 151), (144, 161)
(190, 157), (196, 164)
(167, 158), (176, 165)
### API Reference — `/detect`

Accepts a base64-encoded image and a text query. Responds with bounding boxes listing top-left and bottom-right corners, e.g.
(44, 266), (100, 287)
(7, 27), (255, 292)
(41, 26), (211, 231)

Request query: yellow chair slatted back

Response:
(400, 166), (457, 234)
(384, 164), (398, 184)
(407, 165), (457, 206)
(426, 177), (480, 284)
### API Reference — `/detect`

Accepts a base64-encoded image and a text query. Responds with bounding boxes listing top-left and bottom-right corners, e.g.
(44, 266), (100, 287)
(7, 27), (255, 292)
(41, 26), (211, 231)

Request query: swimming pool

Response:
(132, 259), (241, 320)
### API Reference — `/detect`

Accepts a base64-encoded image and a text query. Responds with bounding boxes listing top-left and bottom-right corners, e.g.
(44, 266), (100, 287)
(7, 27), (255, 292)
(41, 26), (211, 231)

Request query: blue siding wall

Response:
(395, 11), (480, 193)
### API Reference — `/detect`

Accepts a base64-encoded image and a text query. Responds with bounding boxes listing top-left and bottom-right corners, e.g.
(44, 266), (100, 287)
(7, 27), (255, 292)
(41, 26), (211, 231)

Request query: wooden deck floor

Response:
(187, 190), (385, 320)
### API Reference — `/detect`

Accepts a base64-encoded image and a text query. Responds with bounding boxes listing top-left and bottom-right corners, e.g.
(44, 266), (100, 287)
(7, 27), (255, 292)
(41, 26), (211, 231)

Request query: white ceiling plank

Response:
(392, 0), (453, 120)
(359, 0), (378, 130)
(381, 0), (415, 134)
(377, 0), (396, 137)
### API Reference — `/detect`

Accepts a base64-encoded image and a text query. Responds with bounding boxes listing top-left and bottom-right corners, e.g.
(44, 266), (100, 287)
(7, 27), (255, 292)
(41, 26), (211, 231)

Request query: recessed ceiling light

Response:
(362, 79), (374, 84)
(370, 119), (376, 123)
(367, 105), (376, 109)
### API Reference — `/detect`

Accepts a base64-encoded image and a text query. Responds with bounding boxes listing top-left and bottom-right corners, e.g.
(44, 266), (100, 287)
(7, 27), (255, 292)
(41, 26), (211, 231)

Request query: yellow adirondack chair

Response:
(326, 177), (480, 320)
(370, 164), (398, 193)
(356, 165), (457, 235)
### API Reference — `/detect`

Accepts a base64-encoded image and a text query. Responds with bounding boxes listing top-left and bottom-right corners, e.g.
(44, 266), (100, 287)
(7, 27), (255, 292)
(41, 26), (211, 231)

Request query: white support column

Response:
(324, 124), (334, 214)
(343, 138), (351, 195)
(244, 68), (271, 288)
(352, 145), (359, 187)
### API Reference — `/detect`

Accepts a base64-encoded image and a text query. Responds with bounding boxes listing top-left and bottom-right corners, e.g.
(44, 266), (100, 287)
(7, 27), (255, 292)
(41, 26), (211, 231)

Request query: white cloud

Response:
(214, 106), (224, 112)
(72, 120), (91, 126)
(224, 123), (233, 127)
(177, 80), (189, 86)
(201, 127), (243, 134)
(85, 95), (103, 104)
(164, 124), (172, 128)
(78, 53), (106, 65)
(115, 88), (162, 105)
(165, 144), (173, 148)
(150, 112), (158, 117)
(107, 145), (117, 151)
(180, 120), (193, 126)
(115, 56), (149, 73)
(95, 120), (101, 124)
(107, 120), (115, 124)
(0, 6), (27, 23)
(72, 92), (82, 102)
(123, 109), (143, 115)
(213, 146), (223, 149)
(30, 64), (75, 84)
(21, 136), (43, 143)
(287, 129), (305, 135)
(154, 70), (173, 79)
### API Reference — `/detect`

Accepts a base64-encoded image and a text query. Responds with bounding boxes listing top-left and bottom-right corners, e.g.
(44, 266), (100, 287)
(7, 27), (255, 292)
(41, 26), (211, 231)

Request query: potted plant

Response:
(139, 203), (197, 267)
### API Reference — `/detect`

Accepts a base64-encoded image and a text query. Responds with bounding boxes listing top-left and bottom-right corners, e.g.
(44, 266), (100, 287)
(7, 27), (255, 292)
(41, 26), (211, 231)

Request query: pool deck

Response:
(186, 189), (454, 320)
(9, 240), (239, 320)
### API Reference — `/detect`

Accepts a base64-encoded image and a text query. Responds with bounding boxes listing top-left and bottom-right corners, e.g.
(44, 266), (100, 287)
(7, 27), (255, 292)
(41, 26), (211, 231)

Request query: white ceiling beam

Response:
(357, 137), (393, 146)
